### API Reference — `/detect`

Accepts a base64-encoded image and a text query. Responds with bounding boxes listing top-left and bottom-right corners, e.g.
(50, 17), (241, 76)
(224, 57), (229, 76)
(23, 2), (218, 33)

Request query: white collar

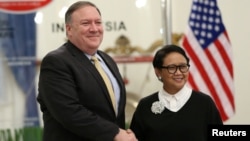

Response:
(158, 85), (192, 112)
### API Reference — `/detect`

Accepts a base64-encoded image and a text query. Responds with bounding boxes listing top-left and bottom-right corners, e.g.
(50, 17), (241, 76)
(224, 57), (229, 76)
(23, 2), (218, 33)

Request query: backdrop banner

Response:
(0, 12), (39, 127)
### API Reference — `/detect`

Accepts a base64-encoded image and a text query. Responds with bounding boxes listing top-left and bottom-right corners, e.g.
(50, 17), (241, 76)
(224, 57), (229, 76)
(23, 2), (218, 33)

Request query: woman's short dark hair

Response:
(152, 44), (190, 69)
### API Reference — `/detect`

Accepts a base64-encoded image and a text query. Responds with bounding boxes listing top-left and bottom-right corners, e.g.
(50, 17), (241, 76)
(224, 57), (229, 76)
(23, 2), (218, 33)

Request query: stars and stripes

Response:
(181, 0), (235, 121)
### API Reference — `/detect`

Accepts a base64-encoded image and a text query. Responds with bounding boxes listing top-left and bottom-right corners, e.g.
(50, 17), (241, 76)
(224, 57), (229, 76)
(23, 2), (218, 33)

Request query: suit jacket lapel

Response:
(65, 42), (123, 116)
(98, 51), (125, 116)
(66, 41), (111, 94)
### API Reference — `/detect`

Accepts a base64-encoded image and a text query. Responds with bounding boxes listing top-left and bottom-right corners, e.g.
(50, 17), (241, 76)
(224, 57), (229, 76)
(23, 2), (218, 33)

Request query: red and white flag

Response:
(181, 0), (235, 121)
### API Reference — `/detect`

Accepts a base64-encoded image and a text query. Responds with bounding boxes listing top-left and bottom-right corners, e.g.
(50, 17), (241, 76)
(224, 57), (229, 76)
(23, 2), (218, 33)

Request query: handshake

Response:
(114, 128), (138, 141)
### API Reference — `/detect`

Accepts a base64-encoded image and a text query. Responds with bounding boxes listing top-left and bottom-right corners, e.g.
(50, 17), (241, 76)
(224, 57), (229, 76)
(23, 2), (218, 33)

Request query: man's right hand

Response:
(114, 128), (138, 141)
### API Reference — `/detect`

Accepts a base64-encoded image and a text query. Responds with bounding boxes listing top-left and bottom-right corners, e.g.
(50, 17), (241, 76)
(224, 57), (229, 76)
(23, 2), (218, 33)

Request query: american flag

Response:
(181, 0), (235, 121)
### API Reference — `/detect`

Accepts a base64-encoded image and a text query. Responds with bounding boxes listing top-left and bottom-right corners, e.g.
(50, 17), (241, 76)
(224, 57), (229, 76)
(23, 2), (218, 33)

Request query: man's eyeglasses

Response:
(161, 64), (190, 74)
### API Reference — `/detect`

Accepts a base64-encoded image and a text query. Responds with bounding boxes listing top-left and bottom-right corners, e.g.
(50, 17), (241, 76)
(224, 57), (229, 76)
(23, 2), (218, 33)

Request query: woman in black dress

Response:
(130, 44), (223, 141)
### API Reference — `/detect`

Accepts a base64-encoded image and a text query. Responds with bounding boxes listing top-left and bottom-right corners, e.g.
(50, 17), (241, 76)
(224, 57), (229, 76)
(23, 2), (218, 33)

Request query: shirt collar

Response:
(86, 53), (103, 62)
(160, 85), (190, 101)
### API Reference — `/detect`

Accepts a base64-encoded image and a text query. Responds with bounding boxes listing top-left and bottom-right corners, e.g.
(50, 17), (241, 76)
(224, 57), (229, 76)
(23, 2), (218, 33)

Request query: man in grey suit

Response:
(37, 1), (137, 141)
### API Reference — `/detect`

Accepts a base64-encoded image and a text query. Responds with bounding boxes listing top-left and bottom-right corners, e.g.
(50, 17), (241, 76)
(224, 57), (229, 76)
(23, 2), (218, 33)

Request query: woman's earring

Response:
(158, 76), (162, 81)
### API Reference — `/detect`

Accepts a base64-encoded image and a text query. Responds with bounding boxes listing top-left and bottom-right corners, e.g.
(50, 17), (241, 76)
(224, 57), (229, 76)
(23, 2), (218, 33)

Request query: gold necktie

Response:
(91, 56), (116, 113)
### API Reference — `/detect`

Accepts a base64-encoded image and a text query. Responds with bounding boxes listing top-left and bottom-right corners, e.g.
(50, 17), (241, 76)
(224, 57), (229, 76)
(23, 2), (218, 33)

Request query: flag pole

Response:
(161, 0), (172, 45)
